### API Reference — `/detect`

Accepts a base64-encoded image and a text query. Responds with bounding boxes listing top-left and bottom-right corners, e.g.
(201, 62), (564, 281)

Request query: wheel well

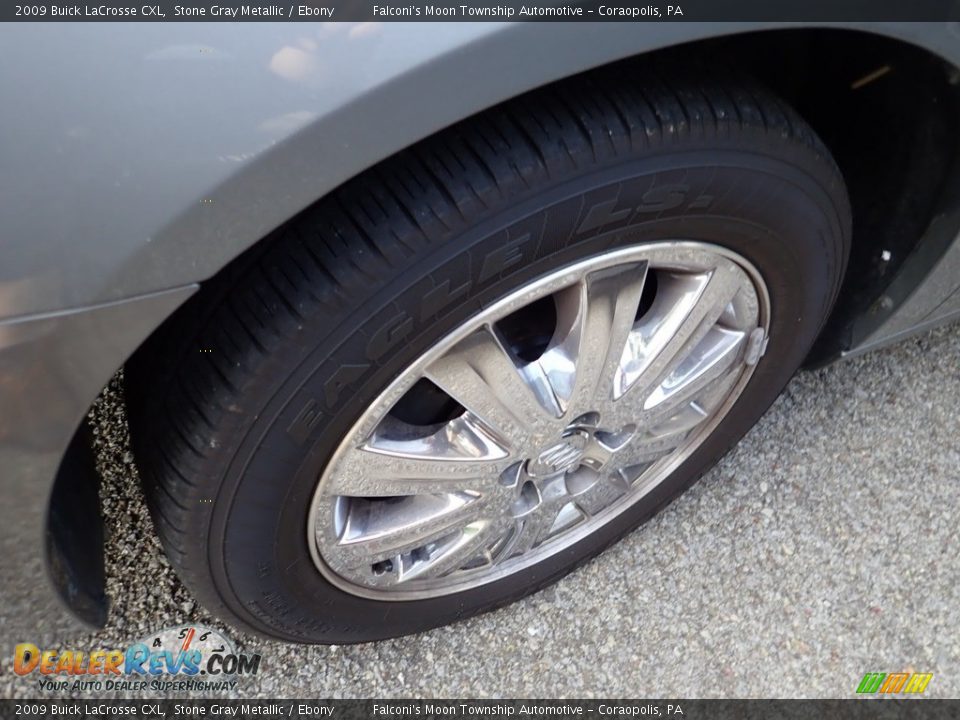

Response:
(53, 25), (960, 625)
(700, 29), (960, 363)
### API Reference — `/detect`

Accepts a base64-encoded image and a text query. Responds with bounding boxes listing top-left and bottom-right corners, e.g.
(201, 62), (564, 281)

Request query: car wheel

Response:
(129, 63), (850, 643)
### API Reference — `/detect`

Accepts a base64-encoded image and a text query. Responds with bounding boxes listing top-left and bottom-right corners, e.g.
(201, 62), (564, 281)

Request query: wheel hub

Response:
(527, 428), (590, 477)
(308, 242), (770, 599)
(510, 417), (640, 535)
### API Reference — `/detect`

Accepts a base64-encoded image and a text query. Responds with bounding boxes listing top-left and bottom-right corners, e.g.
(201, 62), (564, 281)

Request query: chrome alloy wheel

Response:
(308, 242), (770, 599)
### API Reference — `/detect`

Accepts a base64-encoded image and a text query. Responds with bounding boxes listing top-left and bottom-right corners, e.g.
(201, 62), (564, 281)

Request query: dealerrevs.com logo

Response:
(13, 625), (261, 693)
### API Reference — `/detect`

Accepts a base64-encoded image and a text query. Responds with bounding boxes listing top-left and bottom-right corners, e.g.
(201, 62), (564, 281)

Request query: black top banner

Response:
(4, 0), (960, 21)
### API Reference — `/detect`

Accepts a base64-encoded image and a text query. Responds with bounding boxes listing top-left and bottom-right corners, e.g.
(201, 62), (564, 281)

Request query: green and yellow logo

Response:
(856, 672), (933, 695)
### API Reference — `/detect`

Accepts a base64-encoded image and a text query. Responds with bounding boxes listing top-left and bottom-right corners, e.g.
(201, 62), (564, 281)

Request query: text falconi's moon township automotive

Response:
(371, 4), (678, 16)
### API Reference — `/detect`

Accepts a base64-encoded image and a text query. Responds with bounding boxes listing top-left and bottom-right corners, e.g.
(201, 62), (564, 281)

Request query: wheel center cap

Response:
(526, 430), (590, 477)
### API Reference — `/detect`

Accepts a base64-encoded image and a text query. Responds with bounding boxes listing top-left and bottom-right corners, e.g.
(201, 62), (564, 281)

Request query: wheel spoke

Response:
(575, 473), (631, 517)
(503, 508), (559, 559)
(550, 262), (649, 417)
(640, 326), (746, 420)
(332, 493), (495, 569)
(648, 401), (710, 438)
(500, 475), (573, 557)
(425, 326), (563, 449)
(611, 261), (745, 423)
(580, 437), (614, 470)
(636, 367), (742, 444)
(609, 377), (743, 478)
(612, 425), (697, 471)
(325, 423), (512, 497)
(404, 518), (506, 581)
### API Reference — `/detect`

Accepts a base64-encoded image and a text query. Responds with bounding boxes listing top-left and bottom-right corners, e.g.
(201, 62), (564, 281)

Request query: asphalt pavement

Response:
(4, 322), (958, 699)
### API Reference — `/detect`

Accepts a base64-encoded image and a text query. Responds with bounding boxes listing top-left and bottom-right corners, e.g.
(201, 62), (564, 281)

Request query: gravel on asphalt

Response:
(3, 323), (958, 699)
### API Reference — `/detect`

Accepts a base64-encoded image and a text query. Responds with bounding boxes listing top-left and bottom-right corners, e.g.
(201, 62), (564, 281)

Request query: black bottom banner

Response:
(2, 699), (958, 720)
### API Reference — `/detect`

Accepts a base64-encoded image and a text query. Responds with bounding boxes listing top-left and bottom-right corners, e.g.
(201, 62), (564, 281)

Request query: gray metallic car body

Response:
(2, 21), (959, 641)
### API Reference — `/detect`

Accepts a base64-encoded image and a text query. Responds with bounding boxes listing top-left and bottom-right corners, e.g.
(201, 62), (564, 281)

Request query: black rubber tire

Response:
(129, 61), (851, 644)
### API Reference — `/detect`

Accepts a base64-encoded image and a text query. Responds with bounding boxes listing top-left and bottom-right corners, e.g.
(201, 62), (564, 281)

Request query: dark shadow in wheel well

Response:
(48, 421), (108, 628)
(695, 29), (960, 364)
